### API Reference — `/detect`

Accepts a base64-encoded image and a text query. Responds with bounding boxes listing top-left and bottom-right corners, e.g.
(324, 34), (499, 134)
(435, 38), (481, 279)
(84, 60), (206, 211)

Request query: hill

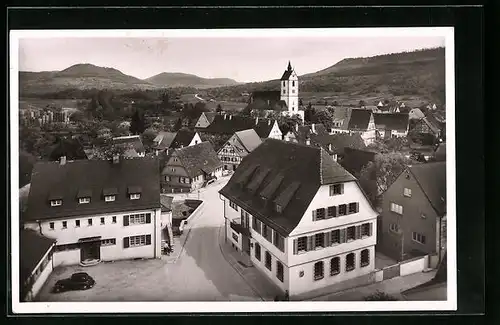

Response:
(145, 72), (240, 89)
(205, 47), (446, 107)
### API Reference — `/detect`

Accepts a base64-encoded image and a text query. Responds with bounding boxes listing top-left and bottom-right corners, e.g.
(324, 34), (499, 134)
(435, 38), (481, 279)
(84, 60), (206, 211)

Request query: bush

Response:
(364, 291), (398, 301)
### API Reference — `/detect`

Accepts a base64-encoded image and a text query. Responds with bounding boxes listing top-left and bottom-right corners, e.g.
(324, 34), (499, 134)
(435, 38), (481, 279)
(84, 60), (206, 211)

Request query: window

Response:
(390, 202), (403, 215)
(51, 200), (62, 207)
(263, 225), (273, 242)
(347, 226), (356, 241)
(403, 188), (412, 197)
(165, 176), (171, 182)
(75, 220), (80, 227)
(112, 216), (117, 223)
(292, 89), (295, 94)
(331, 229), (340, 244)
(49, 222), (55, 230)
(255, 243), (261, 261)
(338, 204), (347, 216)
(315, 233), (325, 249)
(130, 193), (141, 200)
(297, 236), (307, 253)
(327, 206), (337, 218)
(276, 261), (284, 282)
(361, 223), (371, 237)
(253, 218), (262, 234)
(348, 202), (359, 214)
(126, 234), (151, 247)
(389, 223), (400, 233)
(171, 168), (175, 172)
(100, 217), (105, 225)
(292, 81), (295, 87)
(314, 208), (326, 220)
(128, 213), (151, 225)
(314, 261), (324, 280)
(273, 232), (285, 252)
(232, 233), (238, 242)
(360, 249), (370, 267)
(88, 218), (93, 226)
(275, 204), (283, 213)
(412, 232), (426, 244)
(283, 81), (285, 87)
(346, 253), (355, 272)
(329, 184), (343, 196)
(62, 221), (67, 229)
(229, 200), (238, 211)
(265, 251), (272, 270)
(79, 197), (90, 204)
(105, 195), (116, 202)
(101, 238), (116, 246)
(330, 257), (340, 276)
(421, 214), (427, 219)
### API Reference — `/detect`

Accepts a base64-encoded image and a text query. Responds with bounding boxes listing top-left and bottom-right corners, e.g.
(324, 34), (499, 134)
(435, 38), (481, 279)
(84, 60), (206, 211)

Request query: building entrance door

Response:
(242, 236), (251, 255)
(79, 237), (102, 264)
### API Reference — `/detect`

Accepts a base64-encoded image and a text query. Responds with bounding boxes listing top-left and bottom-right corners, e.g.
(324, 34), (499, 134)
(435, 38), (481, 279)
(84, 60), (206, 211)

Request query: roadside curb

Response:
(217, 225), (265, 301)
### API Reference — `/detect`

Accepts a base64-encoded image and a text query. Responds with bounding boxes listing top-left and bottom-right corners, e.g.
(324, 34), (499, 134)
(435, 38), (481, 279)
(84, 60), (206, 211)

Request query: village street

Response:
(36, 177), (262, 302)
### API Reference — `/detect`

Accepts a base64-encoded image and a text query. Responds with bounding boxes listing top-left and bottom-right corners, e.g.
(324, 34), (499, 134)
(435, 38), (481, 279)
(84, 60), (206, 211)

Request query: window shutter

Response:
(340, 183), (345, 194)
(312, 210), (317, 221)
(324, 232), (329, 247)
(307, 236), (313, 251)
(340, 228), (346, 243)
(146, 213), (151, 224)
(332, 206), (337, 218)
(369, 223), (373, 236)
(123, 215), (129, 226)
(293, 239), (298, 255)
(355, 226), (361, 240)
(355, 202), (360, 213)
(146, 234), (151, 245)
(123, 237), (129, 248)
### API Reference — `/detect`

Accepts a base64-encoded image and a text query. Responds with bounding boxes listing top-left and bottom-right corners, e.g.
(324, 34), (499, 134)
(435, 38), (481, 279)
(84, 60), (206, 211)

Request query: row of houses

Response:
(20, 109), (71, 126)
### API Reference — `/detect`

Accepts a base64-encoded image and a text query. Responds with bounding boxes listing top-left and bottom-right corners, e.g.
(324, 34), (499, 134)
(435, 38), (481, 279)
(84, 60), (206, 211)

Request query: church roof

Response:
(280, 61), (295, 80)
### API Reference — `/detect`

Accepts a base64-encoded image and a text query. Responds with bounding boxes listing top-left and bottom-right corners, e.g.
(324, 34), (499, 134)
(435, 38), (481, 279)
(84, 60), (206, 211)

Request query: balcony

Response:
(229, 218), (251, 237)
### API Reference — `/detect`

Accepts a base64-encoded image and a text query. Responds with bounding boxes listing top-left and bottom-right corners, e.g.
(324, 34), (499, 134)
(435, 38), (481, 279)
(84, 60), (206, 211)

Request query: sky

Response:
(18, 34), (445, 83)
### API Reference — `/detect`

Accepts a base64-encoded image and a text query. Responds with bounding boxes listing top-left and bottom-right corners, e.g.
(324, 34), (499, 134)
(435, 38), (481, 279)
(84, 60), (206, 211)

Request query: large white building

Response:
(219, 139), (378, 298)
(22, 155), (162, 268)
(280, 61), (305, 122)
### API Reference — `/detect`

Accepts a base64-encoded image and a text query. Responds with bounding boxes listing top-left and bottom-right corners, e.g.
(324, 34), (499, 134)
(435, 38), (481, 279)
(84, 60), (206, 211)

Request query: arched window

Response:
(283, 81), (286, 87)
(346, 252), (355, 272)
(313, 261), (324, 280)
(330, 257), (340, 276)
(360, 249), (370, 267)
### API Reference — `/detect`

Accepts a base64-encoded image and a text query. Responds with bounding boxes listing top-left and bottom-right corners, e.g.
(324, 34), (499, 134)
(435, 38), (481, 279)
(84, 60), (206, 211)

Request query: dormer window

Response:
(128, 185), (142, 200)
(51, 200), (62, 207)
(130, 193), (141, 200)
(105, 195), (116, 202)
(79, 197), (91, 204)
(275, 204), (283, 213)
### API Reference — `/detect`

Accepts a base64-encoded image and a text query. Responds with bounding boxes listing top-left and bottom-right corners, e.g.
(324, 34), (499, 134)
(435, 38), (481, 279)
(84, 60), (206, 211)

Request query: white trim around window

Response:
(79, 197), (91, 204)
(105, 195), (116, 202)
(390, 202), (403, 215)
(50, 200), (62, 207)
(130, 193), (141, 200)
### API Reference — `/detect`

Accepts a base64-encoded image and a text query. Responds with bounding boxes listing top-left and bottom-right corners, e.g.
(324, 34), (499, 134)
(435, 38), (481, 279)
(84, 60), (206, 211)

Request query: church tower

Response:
(280, 61), (299, 114)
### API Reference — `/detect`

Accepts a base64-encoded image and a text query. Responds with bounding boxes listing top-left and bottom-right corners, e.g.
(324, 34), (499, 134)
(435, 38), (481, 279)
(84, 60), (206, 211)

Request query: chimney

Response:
(295, 123), (299, 132)
(60, 156), (67, 165)
(311, 123), (316, 134)
(113, 154), (120, 164)
(255, 117), (259, 125)
(305, 137), (311, 146)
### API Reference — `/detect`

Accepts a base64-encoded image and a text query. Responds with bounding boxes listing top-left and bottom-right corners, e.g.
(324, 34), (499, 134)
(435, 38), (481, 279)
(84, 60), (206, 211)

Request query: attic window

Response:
(50, 199), (62, 207)
(79, 197), (91, 204)
(275, 204), (283, 213)
(130, 193), (141, 200)
(105, 195), (116, 202)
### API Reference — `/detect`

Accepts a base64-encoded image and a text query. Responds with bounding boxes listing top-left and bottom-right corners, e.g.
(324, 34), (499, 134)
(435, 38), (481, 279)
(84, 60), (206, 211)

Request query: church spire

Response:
(287, 60), (292, 71)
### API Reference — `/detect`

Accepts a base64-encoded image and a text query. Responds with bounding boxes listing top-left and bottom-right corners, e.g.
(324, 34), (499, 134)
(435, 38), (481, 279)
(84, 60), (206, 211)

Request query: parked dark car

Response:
(52, 272), (95, 293)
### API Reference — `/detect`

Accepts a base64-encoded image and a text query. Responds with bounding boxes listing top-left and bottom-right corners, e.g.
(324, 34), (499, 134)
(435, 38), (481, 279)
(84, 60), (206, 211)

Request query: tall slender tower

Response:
(280, 61), (299, 114)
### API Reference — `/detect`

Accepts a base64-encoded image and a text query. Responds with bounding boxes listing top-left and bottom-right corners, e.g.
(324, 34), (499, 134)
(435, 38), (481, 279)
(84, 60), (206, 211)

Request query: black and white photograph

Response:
(10, 27), (456, 313)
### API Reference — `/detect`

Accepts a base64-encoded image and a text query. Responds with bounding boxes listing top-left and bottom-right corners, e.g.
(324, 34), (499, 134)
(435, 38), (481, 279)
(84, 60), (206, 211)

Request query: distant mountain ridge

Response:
(145, 72), (240, 89)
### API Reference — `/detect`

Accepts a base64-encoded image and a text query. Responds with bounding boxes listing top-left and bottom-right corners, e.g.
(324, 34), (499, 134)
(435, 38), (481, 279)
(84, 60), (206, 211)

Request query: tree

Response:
(142, 128), (158, 151)
(359, 100), (366, 107)
(333, 100), (338, 106)
(173, 118), (182, 132)
(69, 110), (85, 123)
(304, 102), (315, 124)
(359, 152), (410, 206)
(312, 109), (334, 129)
(129, 109), (146, 135)
(216, 104), (223, 113)
(299, 98), (303, 106)
(364, 291), (398, 301)
(19, 150), (37, 187)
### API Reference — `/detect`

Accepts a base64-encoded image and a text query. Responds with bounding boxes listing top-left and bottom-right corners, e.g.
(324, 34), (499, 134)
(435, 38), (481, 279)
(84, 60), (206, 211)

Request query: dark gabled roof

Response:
(341, 147), (377, 176)
(204, 112), (217, 123)
(408, 162), (447, 215)
(434, 143), (446, 161)
(348, 109), (373, 131)
(234, 129), (262, 152)
(160, 195), (174, 212)
(330, 107), (352, 130)
(112, 135), (145, 153)
(280, 62), (294, 80)
(253, 119), (281, 138)
(166, 141), (222, 178)
(373, 113), (409, 131)
(203, 114), (255, 135)
(326, 133), (367, 155)
(20, 229), (55, 284)
(251, 91), (281, 102)
(24, 158), (161, 221)
(153, 131), (176, 150)
(219, 139), (356, 235)
(421, 117), (441, 134)
(48, 138), (88, 161)
(171, 129), (196, 148)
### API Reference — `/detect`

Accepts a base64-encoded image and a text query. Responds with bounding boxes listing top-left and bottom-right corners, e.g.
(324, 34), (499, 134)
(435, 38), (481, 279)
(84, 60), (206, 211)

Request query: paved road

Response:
(37, 179), (260, 302)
